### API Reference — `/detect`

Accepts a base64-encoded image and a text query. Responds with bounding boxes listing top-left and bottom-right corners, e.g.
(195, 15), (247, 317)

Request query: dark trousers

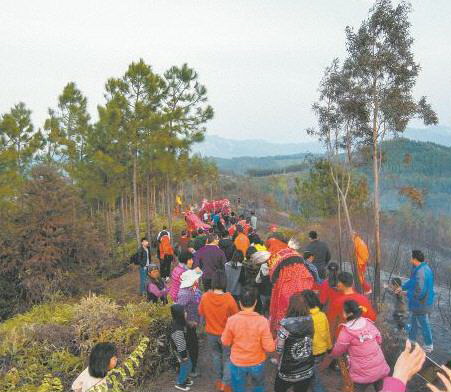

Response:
(160, 255), (173, 279)
(203, 278), (212, 291)
(274, 375), (312, 392)
(186, 325), (199, 372)
(354, 380), (383, 392)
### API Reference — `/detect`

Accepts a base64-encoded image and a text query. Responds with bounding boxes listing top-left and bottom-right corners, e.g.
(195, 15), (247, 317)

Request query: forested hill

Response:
(213, 153), (315, 175)
(215, 138), (451, 215)
(374, 138), (451, 213)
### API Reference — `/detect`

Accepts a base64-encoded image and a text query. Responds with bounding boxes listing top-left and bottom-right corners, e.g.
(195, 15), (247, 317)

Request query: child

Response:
(275, 292), (315, 392)
(147, 264), (168, 304)
(221, 286), (275, 392)
(318, 262), (342, 310)
(198, 271), (239, 392)
(301, 290), (332, 392)
(330, 300), (390, 392)
(170, 304), (194, 391)
(72, 342), (117, 392)
(225, 250), (246, 302)
(385, 277), (407, 331)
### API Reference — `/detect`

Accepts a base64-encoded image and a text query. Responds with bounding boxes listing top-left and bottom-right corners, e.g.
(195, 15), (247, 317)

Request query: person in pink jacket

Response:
(330, 300), (390, 392)
(169, 251), (193, 302)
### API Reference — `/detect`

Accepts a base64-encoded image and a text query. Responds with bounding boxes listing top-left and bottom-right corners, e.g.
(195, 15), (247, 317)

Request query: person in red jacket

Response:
(318, 262), (343, 310)
(327, 271), (377, 338)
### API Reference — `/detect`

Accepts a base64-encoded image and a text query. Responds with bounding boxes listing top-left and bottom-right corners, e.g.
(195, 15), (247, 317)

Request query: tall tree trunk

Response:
(133, 154), (140, 244)
(120, 193), (126, 243)
(137, 184), (142, 225)
(330, 167), (362, 292)
(166, 175), (173, 233)
(372, 119), (382, 304)
(146, 175), (152, 242)
(152, 184), (156, 218)
(336, 186), (343, 270)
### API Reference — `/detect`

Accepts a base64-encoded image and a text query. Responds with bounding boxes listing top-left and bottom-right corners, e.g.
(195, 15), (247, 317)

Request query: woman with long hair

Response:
(318, 262), (342, 310)
(274, 293), (315, 392)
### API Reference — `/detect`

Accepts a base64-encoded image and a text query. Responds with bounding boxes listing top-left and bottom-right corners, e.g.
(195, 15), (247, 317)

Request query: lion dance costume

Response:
(268, 247), (314, 335)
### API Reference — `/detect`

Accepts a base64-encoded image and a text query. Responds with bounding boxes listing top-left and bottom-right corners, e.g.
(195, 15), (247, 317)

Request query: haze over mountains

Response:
(193, 126), (451, 159)
(192, 135), (323, 158)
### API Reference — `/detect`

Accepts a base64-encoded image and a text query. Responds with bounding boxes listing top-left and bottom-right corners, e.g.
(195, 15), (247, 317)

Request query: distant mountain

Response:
(192, 134), (323, 158)
(194, 126), (451, 159)
(403, 125), (451, 147)
(212, 153), (315, 175)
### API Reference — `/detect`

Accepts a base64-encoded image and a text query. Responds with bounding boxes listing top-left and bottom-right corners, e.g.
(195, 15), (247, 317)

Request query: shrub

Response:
(0, 295), (172, 392)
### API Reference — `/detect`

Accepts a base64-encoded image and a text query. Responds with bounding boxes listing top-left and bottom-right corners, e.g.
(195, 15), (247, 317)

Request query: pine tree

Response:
(0, 102), (43, 208)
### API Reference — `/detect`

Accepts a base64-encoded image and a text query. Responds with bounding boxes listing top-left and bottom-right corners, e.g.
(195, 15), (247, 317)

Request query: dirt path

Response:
(103, 264), (146, 305)
(102, 268), (344, 392)
(146, 333), (343, 392)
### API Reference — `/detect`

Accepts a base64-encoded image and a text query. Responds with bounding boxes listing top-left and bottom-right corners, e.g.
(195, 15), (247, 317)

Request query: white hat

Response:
(180, 269), (203, 289)
(250, 251), (271, 265)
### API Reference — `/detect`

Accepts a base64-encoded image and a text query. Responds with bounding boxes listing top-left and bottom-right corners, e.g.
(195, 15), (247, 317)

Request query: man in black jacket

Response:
(137, 237), (151, 295)
(219, 231), (235, 261)
(304, 231), (331, 272)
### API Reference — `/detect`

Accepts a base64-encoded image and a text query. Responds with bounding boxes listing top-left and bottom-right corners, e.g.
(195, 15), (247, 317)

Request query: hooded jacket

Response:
(276, 315), (314, 383)
(331, 317), (389, 384)
(402, 262), (435, 314)
(198, 291), (239, 335)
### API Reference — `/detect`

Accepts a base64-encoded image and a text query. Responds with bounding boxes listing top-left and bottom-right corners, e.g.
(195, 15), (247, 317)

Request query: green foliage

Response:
(0, 102), (43, 208)
(0, 295), (172, 392)
(295, 159), (368, 219)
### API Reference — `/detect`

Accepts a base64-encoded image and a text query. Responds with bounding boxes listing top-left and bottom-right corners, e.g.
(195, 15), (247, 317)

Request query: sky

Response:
(1, 0), (450, 143)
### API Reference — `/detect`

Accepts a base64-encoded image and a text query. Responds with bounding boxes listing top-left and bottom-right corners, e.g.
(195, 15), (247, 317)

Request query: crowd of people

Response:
(72, 208), (447, 392)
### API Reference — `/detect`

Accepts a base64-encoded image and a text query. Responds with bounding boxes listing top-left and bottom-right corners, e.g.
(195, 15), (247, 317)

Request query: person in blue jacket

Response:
(398, 250), (435, 353)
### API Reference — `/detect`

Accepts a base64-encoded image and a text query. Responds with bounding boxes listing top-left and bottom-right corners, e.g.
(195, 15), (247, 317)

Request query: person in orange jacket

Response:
(353, 232), (372, 294)
(234, 225), (250, 257)
(159, 232), (174, 280)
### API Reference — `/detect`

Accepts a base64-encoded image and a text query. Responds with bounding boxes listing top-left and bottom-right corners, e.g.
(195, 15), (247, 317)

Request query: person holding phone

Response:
(377, 340), (451, 392)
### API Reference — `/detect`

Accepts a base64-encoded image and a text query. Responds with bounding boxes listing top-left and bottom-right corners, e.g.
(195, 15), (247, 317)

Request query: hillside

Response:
(213, 152), (315, 175)
(375, 138), (451, 214)
(217, 138), (451, 215)
(404, 125), (451, 147)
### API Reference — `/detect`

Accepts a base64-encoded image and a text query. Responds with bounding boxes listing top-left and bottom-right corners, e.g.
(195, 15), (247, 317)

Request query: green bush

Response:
(0, 295), (172, 392)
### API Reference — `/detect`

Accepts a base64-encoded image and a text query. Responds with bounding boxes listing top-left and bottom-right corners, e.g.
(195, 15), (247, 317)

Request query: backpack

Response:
(130, 252), (139, 265)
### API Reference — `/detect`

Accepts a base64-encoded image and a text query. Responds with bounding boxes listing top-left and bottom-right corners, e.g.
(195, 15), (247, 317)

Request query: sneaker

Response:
(189, 371), (199, 378)
(423, 344), (434, 353)
(175, 384), (190, 391)
(185, 378), (194, 386)
(214, 380), (222, 391)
